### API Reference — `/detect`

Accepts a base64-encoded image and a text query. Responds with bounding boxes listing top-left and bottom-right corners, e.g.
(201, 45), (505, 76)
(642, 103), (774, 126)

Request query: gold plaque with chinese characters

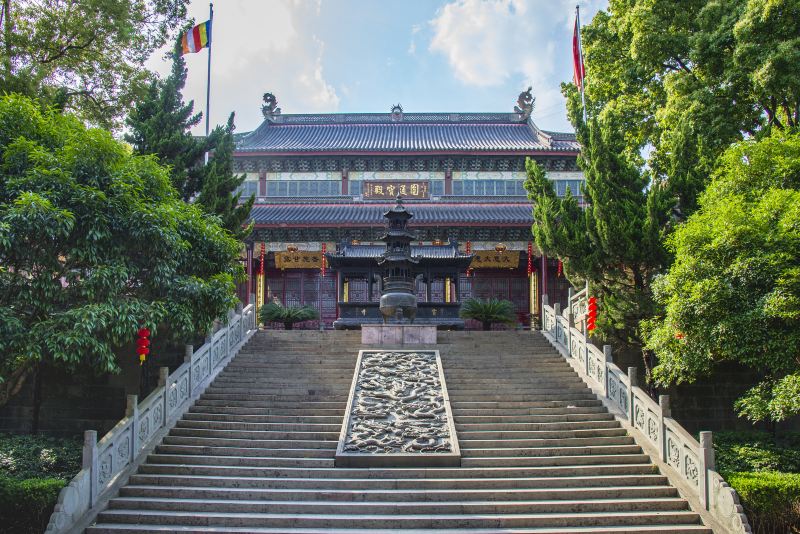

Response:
(363, 181), (429, 200)
(275, 251), (323, 269)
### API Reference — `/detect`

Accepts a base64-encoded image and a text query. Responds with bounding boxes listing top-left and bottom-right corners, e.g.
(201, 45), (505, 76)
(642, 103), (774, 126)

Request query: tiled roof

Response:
(250, 202), (533, 226)
(340, 244), (468, 259)
(236, 113), (578, 154)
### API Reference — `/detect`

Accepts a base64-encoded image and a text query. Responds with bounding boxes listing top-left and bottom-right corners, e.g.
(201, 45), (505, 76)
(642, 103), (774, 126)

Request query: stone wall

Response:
(0, 343), (187, 438)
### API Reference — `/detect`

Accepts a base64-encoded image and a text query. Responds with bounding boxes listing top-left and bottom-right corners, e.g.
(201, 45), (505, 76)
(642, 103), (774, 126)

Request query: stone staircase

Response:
(87, 330), (711, 533)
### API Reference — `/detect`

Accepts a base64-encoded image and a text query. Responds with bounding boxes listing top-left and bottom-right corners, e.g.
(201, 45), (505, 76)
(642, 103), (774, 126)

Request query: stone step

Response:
(201, 390), (346, 399)
(118, 484), (680, 503)
(136, 463), (658, 480)
(175, 420), (342, 432)
(458, 436), (635, 448)
(168, 428), (341, 440)
(127, 473), (672, 490)
(181, 413), (343, 424)
(452, 405), (606, 416)
(93, 509), (704, 529)
(455, 421), (621, 432)
(106, 496), (690, 515)
(147, 454), (335, 469)
(161, 436), (338, 449)
(456, 428), (628, 440)
(188, 406), (345, 416)
(193, 399), (346, 408)
(460, 444), (643, 458)
(155, 445), (335, 459)
(451, 399), (602, 409)
(448, 393), (598, 402)
(88, 524), (712, 533)
(460, 454), (651, 468)
(455, 413), (614, 423)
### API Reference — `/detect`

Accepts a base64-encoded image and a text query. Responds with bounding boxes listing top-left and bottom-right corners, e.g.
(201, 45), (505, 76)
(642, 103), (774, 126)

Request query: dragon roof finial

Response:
(514, 87), (535, 120)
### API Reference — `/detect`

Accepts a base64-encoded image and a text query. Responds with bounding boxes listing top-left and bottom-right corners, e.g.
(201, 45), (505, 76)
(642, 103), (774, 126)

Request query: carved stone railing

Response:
(45, 304), (258, 534)
(541, 299), (751, 534)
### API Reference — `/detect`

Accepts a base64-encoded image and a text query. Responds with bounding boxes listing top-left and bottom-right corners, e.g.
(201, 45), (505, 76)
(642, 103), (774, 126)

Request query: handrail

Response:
(541, 300), (751, 534)
(45, 304), (258, 533)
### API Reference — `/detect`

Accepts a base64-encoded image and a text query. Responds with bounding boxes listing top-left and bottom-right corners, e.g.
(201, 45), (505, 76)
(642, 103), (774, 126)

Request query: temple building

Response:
(234, 92), (582, 329)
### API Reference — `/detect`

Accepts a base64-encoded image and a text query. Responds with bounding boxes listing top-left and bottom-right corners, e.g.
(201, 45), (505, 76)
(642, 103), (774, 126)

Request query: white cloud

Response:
(147, 0), (339, 134)
(428, 0), (604, 125)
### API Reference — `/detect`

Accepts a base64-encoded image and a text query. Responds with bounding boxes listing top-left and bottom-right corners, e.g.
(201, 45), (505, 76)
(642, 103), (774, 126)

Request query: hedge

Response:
(725, 472), (800, 534)
(715, 432), (800, 533)
(0, 434), (81, 533)
(0, 475), (66, 533)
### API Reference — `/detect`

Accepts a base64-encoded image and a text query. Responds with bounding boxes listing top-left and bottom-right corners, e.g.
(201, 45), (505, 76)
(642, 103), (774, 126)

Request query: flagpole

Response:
(576, 5), (587, 124)
(204, 2), (213, 163)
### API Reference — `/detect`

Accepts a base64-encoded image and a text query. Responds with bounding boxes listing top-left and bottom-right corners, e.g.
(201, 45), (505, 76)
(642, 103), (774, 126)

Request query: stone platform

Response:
(361, 324), (437, 345)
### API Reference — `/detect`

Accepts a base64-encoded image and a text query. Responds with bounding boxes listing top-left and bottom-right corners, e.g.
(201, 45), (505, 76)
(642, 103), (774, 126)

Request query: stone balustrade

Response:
(542, 299), (752, 534)
(44, 304), (258, 534)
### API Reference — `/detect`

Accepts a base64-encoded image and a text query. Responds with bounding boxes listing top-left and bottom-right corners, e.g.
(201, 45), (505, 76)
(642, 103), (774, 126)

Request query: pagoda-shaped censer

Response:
(378, 196), (420, 323)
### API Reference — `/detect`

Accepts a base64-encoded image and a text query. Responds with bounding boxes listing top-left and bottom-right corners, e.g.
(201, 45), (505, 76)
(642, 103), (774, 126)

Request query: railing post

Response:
(158, 367), (169, 387)
(659, 395), (671, 463)
(699, 431), (714, 510)
(603, 345), (612, 398)
(564, 304), (573, 357)
(126, 394), (138, 454)
(158, 367), (169, 428)
(185, 345), (194, 391)
(83, 430), (98, 506)
(541, 295), (549, 333)
(627, 367), (638, 427)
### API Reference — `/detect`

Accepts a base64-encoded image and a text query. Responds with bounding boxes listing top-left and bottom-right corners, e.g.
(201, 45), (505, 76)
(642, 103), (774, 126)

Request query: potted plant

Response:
(459, 297), (517, 331)
(259, 301), (319, 330)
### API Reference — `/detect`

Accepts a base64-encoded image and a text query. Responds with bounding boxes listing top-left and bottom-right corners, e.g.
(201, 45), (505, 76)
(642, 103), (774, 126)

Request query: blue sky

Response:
(148, 0), (607, 135)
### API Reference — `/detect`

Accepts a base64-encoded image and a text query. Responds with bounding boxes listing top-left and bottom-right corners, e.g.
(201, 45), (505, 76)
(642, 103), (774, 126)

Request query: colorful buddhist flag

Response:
(181, 20), (211, 55)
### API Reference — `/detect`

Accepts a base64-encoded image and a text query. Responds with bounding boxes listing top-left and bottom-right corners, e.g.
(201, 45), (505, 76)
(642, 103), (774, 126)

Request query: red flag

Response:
(572, 17), (585, 90)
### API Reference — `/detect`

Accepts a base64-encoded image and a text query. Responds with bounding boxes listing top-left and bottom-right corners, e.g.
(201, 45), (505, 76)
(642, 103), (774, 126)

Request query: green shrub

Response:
(0, 475), (66, 533)
(725, 472), (800, 534)
(714, 431), (800, 474)
(259, 302), (319, 330)
(0, 433), (82, 480)
(459, 298), (517, 330)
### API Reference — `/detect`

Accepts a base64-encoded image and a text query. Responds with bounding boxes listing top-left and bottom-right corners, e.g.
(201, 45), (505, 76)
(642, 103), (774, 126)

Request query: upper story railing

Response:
(542, 294), (751, 534)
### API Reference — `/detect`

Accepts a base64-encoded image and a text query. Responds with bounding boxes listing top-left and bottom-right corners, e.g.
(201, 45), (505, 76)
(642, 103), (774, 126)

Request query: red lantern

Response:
(587, 296), (598, 332)
(259, 242), (266, 276)
(557, 260), (563, 278)
(321, 242), (327, 277)
(136, 328), (151, 365)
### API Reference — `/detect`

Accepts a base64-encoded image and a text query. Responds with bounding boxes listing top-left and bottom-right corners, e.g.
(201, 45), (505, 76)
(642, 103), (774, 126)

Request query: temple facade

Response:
(234, 94), (581, 329)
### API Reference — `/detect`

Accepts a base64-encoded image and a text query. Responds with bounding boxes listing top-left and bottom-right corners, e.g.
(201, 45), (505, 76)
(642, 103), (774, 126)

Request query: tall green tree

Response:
(0, 94), (241, 408)
(125, 53), (206, 202)
(642, 133), (800, 423)
(197, 113), (254, 240)
(0, 0), (189, 128)
(529, 0), (800, 359)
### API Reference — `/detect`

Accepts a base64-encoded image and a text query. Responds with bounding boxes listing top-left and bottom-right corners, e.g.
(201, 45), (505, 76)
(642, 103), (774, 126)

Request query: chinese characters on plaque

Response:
(469, 251), (520, 269)
(363, 181), (429, 200)
(275, 251), (323, 269)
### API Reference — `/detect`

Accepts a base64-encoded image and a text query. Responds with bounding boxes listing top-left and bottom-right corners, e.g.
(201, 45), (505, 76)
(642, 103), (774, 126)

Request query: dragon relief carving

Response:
(514, 87), (535, 119)
(343, 351), (452, 454)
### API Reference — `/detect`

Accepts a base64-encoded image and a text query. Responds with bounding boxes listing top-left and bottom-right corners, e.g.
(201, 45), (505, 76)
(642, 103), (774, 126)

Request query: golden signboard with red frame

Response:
(363, 181), (429, 199)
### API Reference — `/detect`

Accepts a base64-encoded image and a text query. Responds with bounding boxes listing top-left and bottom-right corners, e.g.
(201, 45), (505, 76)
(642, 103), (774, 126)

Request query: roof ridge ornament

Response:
(514, 87), (535, 121)
(390, 103), (404, 122)
(262, 92), (282, 122)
